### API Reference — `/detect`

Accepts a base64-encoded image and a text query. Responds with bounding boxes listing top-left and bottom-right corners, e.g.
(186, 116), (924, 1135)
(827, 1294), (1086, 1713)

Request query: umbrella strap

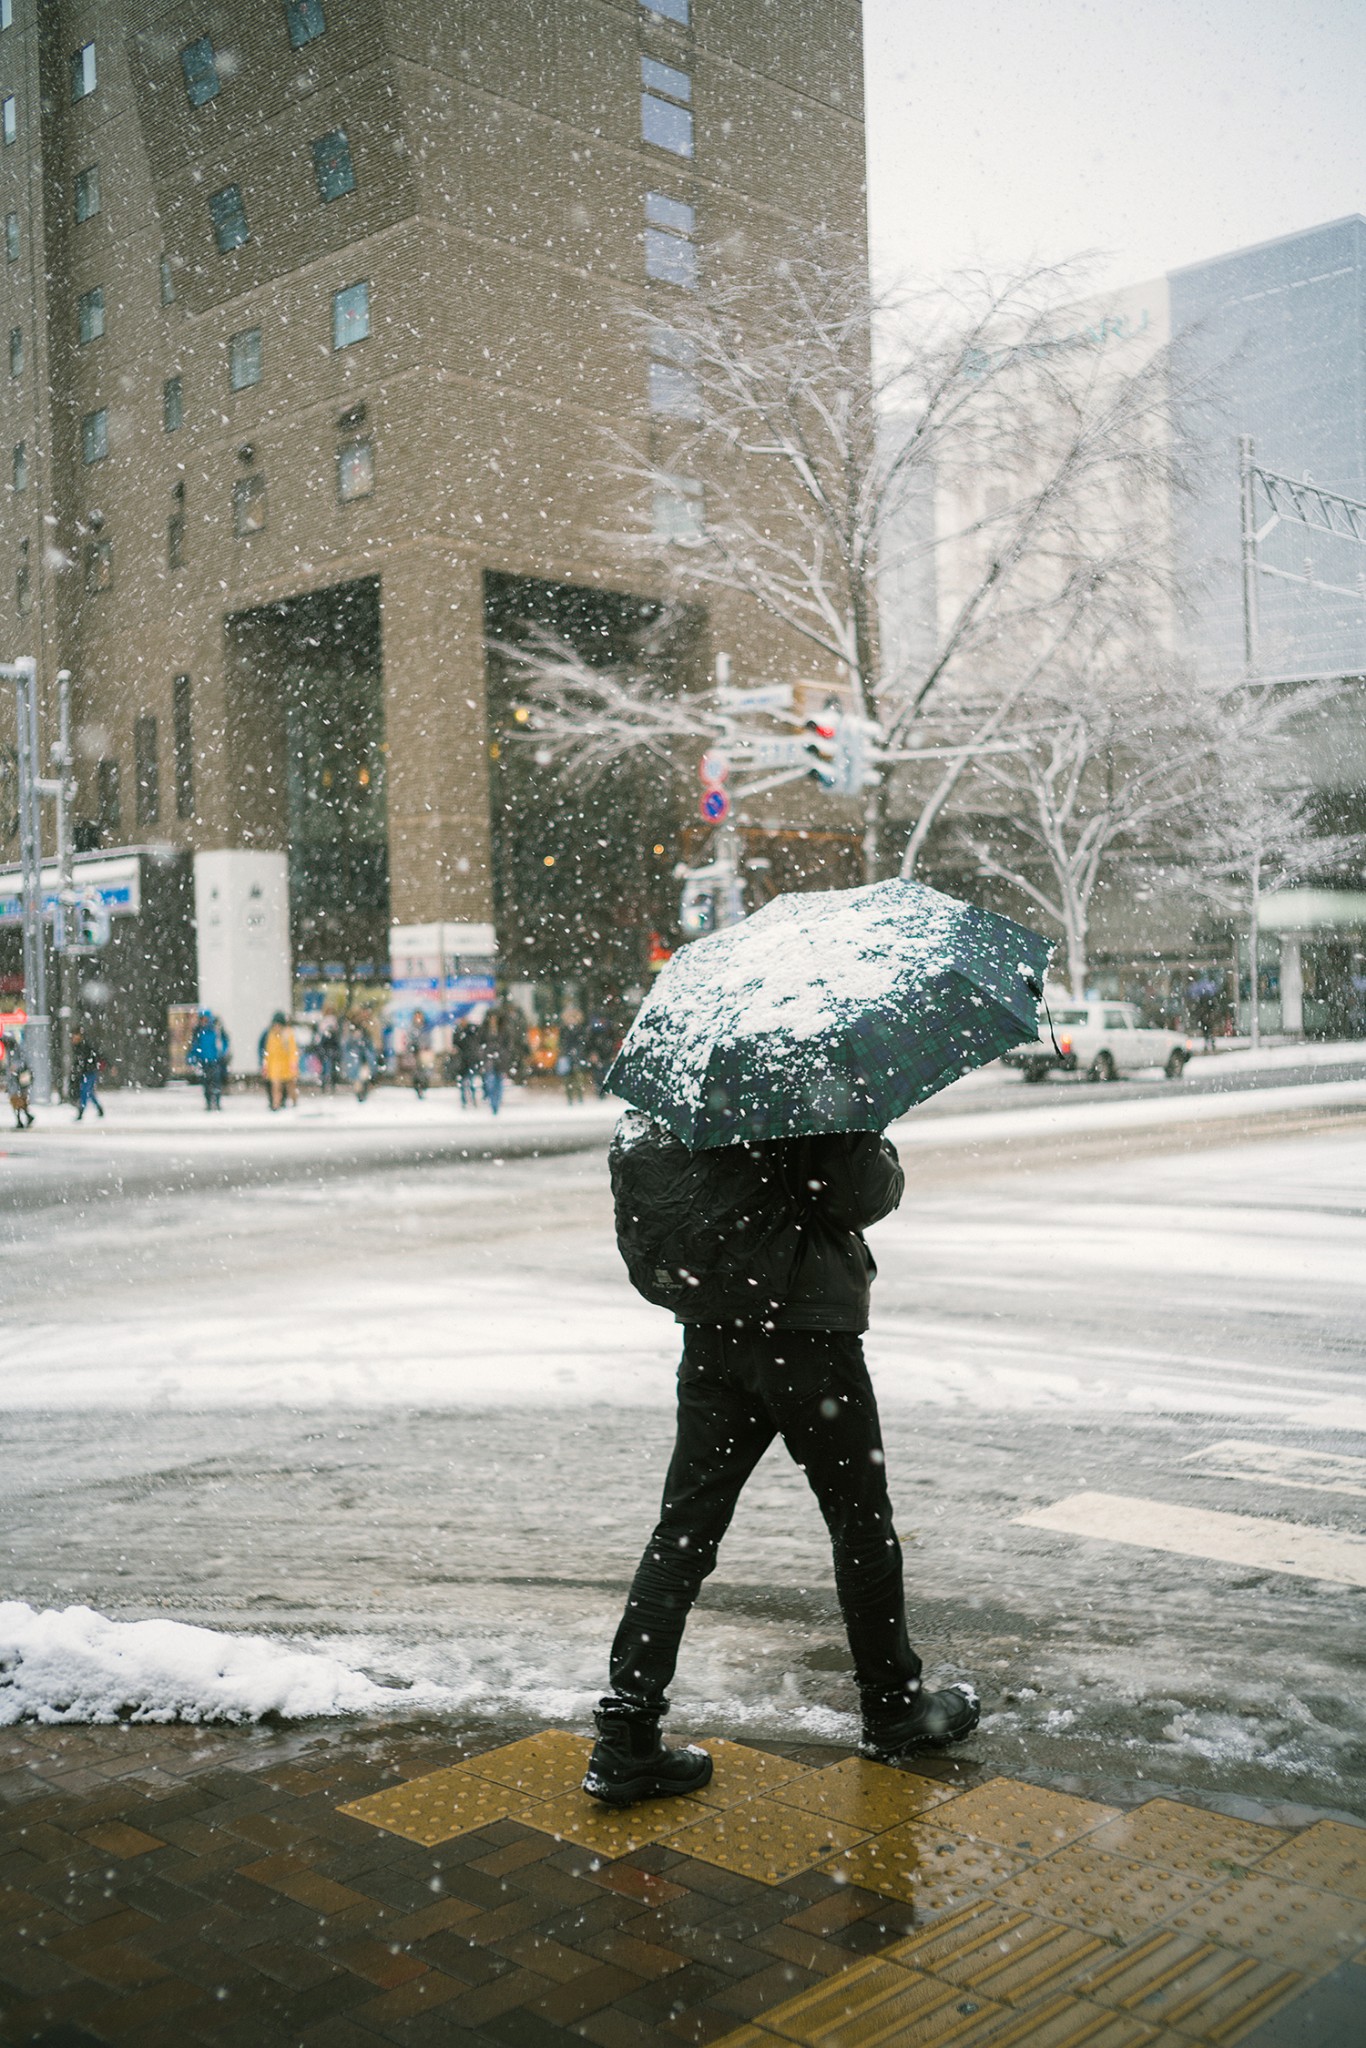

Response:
(1041, 992), (1064, 1060)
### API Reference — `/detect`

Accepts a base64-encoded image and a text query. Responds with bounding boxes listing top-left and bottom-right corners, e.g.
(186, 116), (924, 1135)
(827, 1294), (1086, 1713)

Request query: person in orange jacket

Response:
(261, 1012), (299, 1111)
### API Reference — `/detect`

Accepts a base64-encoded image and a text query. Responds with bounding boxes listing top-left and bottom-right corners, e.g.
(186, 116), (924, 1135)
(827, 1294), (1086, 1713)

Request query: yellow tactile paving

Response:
(461, 1727), (591, 1799)
(1162, 1869), (1366, 1975)
(530, 1786), (710, 1858)
(945, 1991), (1168, 2046)
(695, 1736), (814, 1805)
(668, 1793), (868, 1884)
(754, 1956), (1003, 2047)
(338, 1731), (1360, 2048)
(1074, 1927), (1305, 2043)
(992, 1844), (1216, 1943)
(825, 1820), (1033, 1912)
(1253, 1816), (1366, 1900)
(1085, 1801), (1289, 1883)
(930, 1780), (1119, 1858)
(887, 1900), (1113, 2006)
(769, 1757), (962, 1831)
(337, 1763), (541, 1846)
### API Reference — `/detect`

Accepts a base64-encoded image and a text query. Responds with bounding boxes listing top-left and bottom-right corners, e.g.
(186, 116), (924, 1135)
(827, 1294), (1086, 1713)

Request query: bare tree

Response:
(941, 647), (1212, 997)
(1183, 681), (1364, 1042)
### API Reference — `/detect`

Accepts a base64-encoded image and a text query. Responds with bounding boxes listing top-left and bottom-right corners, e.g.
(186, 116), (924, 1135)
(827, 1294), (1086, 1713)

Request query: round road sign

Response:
(699, 748), (731, 785)
(699, 786), (731, 822)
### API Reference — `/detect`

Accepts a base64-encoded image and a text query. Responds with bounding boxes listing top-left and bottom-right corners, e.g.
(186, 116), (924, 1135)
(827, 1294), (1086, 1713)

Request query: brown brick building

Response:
(0, 0), (867, 1072)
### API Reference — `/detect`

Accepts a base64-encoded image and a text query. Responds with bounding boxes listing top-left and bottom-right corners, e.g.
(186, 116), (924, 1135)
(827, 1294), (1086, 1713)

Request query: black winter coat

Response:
(614, 1120), (903, 1334)
(757, 1132), (904, 1332)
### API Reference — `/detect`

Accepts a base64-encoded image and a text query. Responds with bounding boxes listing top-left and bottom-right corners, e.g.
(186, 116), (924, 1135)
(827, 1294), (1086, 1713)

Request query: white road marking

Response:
(1184, 1440), (1366, 1501)
(1015, 1491), (1366, 1586)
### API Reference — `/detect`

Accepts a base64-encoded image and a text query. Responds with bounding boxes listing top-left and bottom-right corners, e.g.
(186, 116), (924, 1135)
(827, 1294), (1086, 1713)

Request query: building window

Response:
(168, 505), (185, 570)
(160, 254), (177, 304)
(337, 437), (374, 501)
(233, 471), (266, 535)
(11, 441), (25, 491)
(74, 164), (100, 222)
(163, 375), (183, 433)
(332, 280), (369, 349)
(285, 0), (326, 49)
(648, 327), (701, 418)
(15, 562), (29, 615)
(208, 183), (249, 253)
(97, 757), (121, 834)
(653, 475), (703, 543)
(5, 211), (18, 263)
(173, 674), (193, 819)
(78, 286), (105, 345)
(2, 96), (16, 147)
(641, 0), (690, 20)
(8, 328), (20, 377)
(180, 37), (220, 107)
(229, 326), (262, 390)
(644, 190), (697, 287)
(641, 55), (693, 157)
(313, 128), (355, 202)
(134, 715), (159, 825)
(85, 537), (113, 594)
(71, 41), (96, 102)
(81, 408), (108, 464)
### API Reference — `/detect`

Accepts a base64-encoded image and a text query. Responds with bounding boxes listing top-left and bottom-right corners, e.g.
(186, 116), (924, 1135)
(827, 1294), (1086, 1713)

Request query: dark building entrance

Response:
(483, 572), (702, 1002)
(226, 578), (389, 979)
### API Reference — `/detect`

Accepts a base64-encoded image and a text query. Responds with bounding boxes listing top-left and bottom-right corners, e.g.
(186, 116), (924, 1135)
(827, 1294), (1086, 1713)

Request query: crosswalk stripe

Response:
(1014, 1491), (1366, 1586)
(1183, 1440), (1366, 1500)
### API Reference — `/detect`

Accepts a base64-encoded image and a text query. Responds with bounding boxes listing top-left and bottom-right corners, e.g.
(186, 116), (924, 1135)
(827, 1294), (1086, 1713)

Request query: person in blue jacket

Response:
(188, 1010), (230, 1111)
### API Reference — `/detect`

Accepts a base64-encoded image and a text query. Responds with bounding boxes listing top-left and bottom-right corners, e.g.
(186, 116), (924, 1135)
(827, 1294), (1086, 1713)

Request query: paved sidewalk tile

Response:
(2, 1718), (1363, 2048)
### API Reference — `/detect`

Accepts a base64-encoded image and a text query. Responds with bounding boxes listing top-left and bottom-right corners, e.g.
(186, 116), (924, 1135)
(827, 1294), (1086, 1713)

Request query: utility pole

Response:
(3, 657), (52, 1102)
(1238, 434), (1260, 679)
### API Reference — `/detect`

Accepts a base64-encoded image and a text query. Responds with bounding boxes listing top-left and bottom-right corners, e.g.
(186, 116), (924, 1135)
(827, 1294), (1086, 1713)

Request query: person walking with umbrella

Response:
(582, 877), (1053, 1807)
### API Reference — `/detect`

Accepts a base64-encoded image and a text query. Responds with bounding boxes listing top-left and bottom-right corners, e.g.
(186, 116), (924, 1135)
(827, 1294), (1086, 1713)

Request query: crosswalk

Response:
(1015, 1488), (1366, 1587)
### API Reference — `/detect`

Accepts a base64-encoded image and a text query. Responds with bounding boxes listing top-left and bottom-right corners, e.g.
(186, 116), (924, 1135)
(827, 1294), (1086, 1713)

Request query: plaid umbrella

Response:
(606, 877), (1054, 1149)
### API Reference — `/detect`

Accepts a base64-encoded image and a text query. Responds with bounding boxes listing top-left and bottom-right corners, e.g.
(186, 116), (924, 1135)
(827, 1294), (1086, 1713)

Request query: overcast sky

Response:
(862, 0), (1366, 289)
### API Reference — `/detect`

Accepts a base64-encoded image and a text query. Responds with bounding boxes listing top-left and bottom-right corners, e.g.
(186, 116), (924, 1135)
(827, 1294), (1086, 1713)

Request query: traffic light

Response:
(803, 713), (841, 788)
(804, 711), (881, 796)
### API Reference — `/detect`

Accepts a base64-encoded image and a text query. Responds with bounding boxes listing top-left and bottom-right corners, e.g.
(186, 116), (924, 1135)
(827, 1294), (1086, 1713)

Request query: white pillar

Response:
(1280, 932), (1304, 1037)
(193, 850), (292, 1074)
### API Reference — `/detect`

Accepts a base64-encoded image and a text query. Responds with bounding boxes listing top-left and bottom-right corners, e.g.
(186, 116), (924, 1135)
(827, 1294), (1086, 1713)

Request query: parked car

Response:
(1004, 997), (1193, 1083)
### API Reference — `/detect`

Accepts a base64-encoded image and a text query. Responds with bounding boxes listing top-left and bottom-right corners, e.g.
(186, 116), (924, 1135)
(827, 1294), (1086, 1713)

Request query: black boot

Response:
(859, 1680), (981, 1762)
(582, 1698), (713, 1807)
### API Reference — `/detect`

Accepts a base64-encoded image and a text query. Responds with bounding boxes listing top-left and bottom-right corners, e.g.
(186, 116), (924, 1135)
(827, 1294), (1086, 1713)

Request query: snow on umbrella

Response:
(606, 877), (1054, 1149)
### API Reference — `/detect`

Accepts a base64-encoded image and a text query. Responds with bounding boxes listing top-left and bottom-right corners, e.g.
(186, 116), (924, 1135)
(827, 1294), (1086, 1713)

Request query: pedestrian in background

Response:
(481, 1010), (508, 1116)
(316, 1015), (340, 1094)
(262, 1012), (299, 1111)
(453, 1018), (482, 1107)
(341, 1019), (376, 1103)
(71, 1028), (105, 1121)
(558, 1006), (587, 1105)
(3, 1033), (34, 1130)
(407, 1009), (431, 1101)
(188, 1010), (230, 1111)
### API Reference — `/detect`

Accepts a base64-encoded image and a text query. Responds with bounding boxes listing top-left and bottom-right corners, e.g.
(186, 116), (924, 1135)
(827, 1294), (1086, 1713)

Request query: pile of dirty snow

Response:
(0, 1601), (441, 1725)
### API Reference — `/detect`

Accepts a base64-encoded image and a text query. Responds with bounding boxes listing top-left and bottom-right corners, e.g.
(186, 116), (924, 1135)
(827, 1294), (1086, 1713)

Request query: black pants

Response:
(608, 1324), (921, 1712)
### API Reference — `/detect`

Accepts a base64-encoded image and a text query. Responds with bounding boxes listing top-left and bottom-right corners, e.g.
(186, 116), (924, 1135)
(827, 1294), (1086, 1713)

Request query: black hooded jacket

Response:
(612, 1117), (904, 1334)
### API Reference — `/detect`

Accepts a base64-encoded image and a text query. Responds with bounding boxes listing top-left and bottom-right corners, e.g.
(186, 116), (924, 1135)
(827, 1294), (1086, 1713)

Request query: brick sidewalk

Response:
(1, 1717), (1363, 2047)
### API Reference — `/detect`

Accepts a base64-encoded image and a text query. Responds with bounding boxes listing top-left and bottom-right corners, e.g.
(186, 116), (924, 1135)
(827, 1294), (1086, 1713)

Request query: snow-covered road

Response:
(2, 1081), (1364, 1817)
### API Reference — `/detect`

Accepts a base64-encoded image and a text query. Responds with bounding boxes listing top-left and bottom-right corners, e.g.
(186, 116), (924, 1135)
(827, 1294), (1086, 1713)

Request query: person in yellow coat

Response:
(261, 1011), (299, 1111)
